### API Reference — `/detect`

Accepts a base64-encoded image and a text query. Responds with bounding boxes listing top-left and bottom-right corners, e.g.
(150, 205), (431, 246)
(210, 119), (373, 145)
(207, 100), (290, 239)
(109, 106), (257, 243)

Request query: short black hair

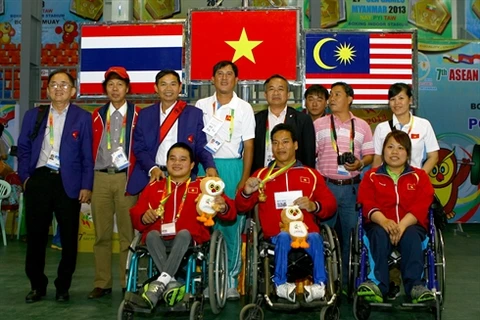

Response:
(155, 70), (181, 85)
(304, 84), (329, 100)
(167, 142), (194, 163)
(264, 74), (290, 91)
(48, 69), (75, 86)
(331, 81), (354, 99)
(271, 123), (297, 143)
(213, 60), (238, 77)
(388, 82), (413, 100)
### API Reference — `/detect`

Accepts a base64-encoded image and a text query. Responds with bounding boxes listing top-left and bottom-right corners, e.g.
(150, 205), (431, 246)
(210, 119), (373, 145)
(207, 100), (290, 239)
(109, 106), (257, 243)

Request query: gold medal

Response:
(258, 190), (267, 202)
(156, 205), (165, 218)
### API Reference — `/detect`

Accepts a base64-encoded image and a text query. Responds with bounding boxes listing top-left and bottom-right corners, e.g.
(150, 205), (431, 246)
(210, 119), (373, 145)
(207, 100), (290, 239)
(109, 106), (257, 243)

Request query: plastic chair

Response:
(0, 179), (12, 246)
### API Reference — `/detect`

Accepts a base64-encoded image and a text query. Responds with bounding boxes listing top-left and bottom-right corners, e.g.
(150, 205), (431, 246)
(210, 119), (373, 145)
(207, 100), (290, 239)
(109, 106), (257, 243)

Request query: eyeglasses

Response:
(49, 82), (73, 90)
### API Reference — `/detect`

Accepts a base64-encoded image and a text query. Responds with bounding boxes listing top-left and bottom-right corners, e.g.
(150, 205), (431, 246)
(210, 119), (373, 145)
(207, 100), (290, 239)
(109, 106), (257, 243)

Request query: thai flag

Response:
(79, 23), (183, 96)
(305, 32), (413, 105)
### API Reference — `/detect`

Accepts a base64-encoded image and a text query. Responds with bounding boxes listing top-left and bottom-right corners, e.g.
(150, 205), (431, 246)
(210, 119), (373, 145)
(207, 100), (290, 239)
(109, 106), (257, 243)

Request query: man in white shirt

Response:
(195, 61), (255, 299)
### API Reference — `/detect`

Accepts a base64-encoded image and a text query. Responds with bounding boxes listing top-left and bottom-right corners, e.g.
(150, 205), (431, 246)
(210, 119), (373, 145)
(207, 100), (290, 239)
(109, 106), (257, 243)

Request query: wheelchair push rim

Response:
(208, 229), (228, 314)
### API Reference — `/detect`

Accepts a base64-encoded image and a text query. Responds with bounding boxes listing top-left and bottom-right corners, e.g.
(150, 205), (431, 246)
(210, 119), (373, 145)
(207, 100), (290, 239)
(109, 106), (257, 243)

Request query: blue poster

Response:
(418, 41), (480, 223)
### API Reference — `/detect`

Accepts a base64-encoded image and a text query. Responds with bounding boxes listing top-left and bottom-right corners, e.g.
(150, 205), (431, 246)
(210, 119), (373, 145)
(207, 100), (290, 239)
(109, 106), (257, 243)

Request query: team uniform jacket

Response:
(130, 178), (237, 244)
(92, 101), (140, 189)
(236, 161), (337, 239)
(358, 164), (434, 230)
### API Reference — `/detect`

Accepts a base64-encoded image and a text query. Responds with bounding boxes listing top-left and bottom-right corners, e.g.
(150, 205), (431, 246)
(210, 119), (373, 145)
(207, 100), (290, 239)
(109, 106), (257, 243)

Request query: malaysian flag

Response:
(79, 23), (183, 96)
(305, 32), (413, 105)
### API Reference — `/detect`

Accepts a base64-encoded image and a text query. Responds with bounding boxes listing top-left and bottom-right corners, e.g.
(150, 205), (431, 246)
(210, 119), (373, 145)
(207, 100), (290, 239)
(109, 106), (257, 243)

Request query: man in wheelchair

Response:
(129, 142), (237, 309)
(357, 131), (435, 304)
(236, 124), (337, 303)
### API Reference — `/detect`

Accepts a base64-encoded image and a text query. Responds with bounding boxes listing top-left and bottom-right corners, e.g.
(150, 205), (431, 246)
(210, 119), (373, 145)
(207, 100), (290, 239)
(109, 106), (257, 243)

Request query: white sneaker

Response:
(227, 288), (240, 300)
(276, 282), (296, 303)
(304, 283), (325, 303)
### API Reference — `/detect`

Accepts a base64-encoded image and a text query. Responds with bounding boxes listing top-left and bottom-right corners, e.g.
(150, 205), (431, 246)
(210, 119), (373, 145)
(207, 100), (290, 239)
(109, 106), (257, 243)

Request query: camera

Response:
(337, 152), (356, 165)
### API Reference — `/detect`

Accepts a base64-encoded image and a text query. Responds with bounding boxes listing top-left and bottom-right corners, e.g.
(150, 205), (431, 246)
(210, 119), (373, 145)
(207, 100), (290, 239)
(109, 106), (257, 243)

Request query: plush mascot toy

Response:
(196, 177), (225, 227)
(280, 205), (309, 248)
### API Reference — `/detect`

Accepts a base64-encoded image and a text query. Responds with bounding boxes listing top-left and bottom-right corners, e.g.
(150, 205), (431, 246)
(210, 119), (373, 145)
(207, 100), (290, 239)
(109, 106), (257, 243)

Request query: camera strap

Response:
(329, 114), (355, 156)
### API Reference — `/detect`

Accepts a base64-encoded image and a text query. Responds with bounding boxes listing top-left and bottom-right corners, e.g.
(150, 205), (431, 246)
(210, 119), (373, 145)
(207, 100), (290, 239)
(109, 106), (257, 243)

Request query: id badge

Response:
(204, 136), (224, 154)
(161, 222), (176, 236)
(203, 116), (224, 137)
(46, 150), (61, 170)
(337, 165), (349, 176)
(112, 147), (130, 170)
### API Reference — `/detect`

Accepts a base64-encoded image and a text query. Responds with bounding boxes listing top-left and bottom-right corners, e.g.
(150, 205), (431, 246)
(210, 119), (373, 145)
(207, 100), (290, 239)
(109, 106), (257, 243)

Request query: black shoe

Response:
(56, 291), (70, 302)
(25, 290), (46, 303)
(88, 287), (112, 299)
(387, 282), (401, 300)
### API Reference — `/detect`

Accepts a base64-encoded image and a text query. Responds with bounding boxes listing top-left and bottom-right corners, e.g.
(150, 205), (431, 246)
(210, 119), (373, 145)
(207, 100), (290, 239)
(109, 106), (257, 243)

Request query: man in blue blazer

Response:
(17, 70), (94, 303)
(127, 70), (217, 195)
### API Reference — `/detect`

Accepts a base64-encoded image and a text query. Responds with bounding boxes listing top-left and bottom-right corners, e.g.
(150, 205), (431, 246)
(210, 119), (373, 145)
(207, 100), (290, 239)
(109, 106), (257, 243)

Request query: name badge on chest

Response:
(161, 222), (176, 237)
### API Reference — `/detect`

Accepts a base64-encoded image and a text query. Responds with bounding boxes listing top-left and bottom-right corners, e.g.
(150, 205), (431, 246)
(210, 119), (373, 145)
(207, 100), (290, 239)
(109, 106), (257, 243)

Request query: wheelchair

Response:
(117, 229), (228, 320)
(348, 204), (446, 320)
(240, 208), (343, 320)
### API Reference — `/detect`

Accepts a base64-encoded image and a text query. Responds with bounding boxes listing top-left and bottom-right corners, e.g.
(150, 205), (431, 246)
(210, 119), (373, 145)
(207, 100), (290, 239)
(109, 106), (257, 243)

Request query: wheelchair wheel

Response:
(189, 301), (203, 320)
(433, 295), (442, 320)
(117, 300), (134, 320)
(245, 217), (259, 304)
(239, 303), (264, 320)
(208, 230), (228, 314)
(353, 294), (371, 320)
(348, 227), (360, 300)
(435, 228), (446, 305)
(320, 305), (340, 320)
(323, 225), (342, 298)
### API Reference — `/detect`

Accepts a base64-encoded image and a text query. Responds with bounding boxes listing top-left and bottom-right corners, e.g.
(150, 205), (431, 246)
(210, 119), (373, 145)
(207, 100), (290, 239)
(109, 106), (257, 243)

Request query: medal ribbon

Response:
(106, 109), (127, 150)
(159, 176), (191, 221)
(260, 159), (297, 187)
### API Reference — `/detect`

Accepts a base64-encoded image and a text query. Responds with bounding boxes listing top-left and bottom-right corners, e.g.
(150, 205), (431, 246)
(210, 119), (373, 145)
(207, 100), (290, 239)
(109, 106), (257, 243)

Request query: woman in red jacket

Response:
(357, 130), (435, 304)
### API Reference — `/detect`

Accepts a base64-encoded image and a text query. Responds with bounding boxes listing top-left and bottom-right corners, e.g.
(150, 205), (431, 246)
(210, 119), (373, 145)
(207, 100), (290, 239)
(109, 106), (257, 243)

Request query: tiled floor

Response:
(1, 223), (479, 320)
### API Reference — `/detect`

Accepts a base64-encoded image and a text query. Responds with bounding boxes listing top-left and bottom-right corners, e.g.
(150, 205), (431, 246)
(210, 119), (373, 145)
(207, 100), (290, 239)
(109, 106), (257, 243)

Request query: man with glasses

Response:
(18, 69), (93, 303)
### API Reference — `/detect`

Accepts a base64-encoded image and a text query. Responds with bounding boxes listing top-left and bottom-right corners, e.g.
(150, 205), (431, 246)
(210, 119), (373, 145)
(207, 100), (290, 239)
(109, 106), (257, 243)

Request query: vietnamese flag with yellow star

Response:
(188, 9), (298, 81)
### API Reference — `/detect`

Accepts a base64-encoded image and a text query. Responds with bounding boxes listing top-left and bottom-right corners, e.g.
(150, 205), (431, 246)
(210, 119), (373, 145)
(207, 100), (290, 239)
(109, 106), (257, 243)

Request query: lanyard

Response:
(330, 115), (355, 156)
(259, 159), (296, 188)
(160, 176), (191, 222)
(212, 101), (235, 141)
(48, 111), (54, 146)
(106, 109), (127, 150)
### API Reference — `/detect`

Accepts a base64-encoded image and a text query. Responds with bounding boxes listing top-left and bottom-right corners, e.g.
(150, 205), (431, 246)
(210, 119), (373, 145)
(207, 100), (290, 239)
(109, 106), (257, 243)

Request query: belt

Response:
(36, 166), (60, 174)
(324, 175), (361, 186)
(96, 168), (127, 174)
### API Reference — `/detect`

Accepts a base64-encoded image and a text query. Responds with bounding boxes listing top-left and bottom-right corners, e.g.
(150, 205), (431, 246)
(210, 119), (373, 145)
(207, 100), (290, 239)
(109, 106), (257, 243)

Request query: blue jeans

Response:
(271, 232), (326, 286)
(324, 182), (359, 286)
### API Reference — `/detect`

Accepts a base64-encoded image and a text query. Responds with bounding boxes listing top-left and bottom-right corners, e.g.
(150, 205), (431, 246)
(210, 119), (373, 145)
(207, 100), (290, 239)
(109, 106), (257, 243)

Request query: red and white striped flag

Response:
(79, 23), (184, 96)
(305, 32), (413, 105)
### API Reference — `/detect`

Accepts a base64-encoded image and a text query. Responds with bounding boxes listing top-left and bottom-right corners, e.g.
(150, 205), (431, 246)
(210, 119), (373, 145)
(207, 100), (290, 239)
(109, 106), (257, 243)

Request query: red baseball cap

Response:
(104, 66), (129, 80)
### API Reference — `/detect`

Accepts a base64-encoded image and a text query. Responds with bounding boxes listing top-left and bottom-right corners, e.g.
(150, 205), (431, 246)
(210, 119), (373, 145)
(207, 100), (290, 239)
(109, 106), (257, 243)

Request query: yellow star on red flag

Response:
(225, 28), (263, 63)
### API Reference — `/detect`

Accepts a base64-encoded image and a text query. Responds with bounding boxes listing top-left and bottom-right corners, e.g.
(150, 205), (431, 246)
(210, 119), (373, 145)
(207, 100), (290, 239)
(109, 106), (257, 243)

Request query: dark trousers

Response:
(365, 223), (427, 297)
(25, 167), (81, 293)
